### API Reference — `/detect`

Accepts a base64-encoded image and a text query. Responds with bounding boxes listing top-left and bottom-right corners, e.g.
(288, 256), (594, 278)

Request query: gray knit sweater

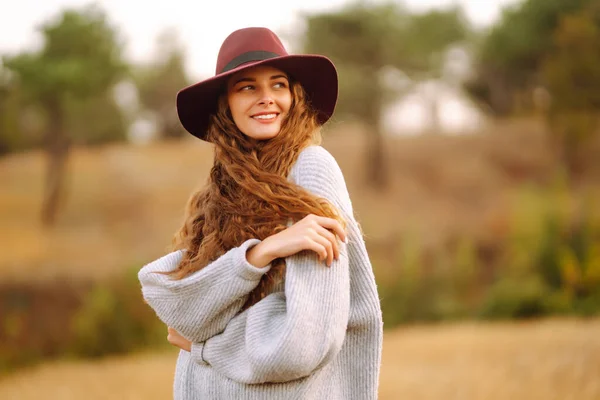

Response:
(138, 145), (383, 399)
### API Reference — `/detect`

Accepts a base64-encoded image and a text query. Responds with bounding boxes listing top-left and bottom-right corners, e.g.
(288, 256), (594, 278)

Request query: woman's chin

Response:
(244, 128), (281, 141)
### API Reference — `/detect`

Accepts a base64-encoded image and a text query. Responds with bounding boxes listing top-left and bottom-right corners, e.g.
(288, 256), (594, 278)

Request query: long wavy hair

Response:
(168, 78), (344, 307)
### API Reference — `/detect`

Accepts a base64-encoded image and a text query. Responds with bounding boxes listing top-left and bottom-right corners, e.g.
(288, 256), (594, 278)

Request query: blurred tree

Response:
(65, 90), (128, 145)
(466, 0), (593, 115)
(3, 6), (127, 226)
(541, 4), (600, 175)
(134, 29), (189, 139)
(402, 7), (472, 133)
(304, 3), (469, 189)
(0, 67), (23, 154)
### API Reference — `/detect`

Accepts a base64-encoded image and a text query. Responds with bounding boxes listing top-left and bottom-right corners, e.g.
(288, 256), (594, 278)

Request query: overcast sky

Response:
(0, 0), (521, 80)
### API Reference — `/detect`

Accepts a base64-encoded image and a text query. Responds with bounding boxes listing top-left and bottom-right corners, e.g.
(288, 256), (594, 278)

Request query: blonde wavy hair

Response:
(169, 79), (344, 307)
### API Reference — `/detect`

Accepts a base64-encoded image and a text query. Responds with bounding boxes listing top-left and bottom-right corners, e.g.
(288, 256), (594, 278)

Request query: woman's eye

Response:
(274, 82), (287, 89)
(240, 85), (254, 91)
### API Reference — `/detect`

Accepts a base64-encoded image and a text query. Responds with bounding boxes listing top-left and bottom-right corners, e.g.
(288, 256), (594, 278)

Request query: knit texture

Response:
(138, 145), (383, 399)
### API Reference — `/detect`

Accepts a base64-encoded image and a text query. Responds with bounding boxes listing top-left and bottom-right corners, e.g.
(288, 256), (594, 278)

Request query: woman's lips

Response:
(252, 113), (278, 123)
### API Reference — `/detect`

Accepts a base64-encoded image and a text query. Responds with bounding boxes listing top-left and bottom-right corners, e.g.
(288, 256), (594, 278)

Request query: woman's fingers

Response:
(315, 225), (340, 261)
(167, 327), (191, 352)
(312, 215), (346, 243)
(305, 237), (331, 266)
(274, 214), (346, 266)
(310, 234), (335, 266)
(167, 327), (180, 345)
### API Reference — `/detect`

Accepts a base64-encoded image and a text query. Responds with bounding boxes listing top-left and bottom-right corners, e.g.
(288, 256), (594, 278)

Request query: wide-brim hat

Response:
(176, 27), (338, 141)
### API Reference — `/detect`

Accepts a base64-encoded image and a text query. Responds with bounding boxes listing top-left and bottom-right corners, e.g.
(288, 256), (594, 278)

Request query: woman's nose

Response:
(258, 95), (274, 106)
(256, 86), (275, 105)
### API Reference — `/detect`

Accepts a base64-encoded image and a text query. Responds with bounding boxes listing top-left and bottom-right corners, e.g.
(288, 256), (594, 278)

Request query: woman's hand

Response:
(167, 327), (191, 352)
(246, 214), (347, 268)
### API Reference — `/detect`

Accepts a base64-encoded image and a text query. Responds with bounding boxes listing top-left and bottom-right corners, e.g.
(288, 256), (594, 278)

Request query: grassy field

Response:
(0, 318), (598, 400)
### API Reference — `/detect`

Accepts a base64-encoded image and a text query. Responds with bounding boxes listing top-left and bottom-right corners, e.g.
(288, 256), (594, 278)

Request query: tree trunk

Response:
(426, 89), (441, 134)
(486, 68), (513, 116)
(365, 123), (387, 190)
(41, 99), (70, 227)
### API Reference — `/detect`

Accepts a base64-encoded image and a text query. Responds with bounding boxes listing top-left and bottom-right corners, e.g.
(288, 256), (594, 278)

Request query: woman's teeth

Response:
(253, 114), (277, 120)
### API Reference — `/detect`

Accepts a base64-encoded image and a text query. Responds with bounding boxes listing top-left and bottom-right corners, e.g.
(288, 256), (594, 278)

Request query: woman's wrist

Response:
(246, 239), (275, 268)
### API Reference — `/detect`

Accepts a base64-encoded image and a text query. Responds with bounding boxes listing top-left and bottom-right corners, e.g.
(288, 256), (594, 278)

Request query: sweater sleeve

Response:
(193, 146), (353, 383)
(138, 239), (272, 343)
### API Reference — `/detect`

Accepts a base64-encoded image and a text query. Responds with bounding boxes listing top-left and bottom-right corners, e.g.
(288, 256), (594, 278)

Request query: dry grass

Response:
(0, 138), (214, 282)
(379, 318), (600, 400)
(0, 318), (598, 399)
(0, 351), (176, 400)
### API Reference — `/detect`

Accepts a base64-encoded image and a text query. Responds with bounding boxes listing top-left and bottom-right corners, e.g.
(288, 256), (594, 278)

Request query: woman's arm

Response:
(191, 146), (354, 383)
(194, 243), (349, 383)
(138, 238), (271, 343)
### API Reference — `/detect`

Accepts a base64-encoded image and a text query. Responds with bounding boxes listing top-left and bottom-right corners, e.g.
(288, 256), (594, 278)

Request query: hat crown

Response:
(216, 27), (288, 75)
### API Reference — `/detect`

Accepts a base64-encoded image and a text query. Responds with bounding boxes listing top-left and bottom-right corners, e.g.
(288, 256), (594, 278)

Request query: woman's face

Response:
(226, 65), (292, 141)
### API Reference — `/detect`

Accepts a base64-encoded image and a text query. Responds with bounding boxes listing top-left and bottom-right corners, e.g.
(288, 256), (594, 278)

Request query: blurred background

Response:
(1, 0), (599, 398)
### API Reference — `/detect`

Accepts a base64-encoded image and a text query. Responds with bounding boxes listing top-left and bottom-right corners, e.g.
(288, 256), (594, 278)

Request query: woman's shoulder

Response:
(291, 145), (343, 180)
(290, 145), (351, 207)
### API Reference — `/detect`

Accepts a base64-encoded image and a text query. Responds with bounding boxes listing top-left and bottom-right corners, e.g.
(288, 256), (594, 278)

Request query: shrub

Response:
(69, 270), (164, 358)
(0, 266), (164, 374)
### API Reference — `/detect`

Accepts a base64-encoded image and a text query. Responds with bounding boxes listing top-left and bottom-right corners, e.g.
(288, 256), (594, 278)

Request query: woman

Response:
(138, 27), (383, 399)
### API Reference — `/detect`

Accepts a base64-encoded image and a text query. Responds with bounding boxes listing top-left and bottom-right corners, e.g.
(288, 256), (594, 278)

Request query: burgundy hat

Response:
(176, 27), (338, 141)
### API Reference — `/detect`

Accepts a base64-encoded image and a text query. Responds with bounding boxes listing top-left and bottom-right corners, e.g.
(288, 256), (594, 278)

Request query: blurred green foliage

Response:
(3, 5), (126, 109)
(70, 269), (164, 358)
(481, 0), (592, 78)
(467, 0), (599, 119)
(466, 0), (594, 113)
(0, 268), (164, 374)
(0, 7), (194, 153)
(542, 4), (600, 175)
(379, 183), (600, 325)
(65, 91), (128, 145)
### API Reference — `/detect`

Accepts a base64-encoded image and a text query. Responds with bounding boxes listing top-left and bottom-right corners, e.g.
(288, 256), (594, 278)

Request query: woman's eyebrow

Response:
(270, 74), (288, 80)
(232, 77), (255, 85)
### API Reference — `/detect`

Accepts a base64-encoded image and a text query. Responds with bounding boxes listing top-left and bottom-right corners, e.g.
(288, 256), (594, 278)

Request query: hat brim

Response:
(176, 55), (338, 141)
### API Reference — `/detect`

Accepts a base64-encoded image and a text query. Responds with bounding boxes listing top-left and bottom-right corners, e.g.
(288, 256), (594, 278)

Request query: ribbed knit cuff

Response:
(191, 342), (208, 366)
(235, 239), (272, 280)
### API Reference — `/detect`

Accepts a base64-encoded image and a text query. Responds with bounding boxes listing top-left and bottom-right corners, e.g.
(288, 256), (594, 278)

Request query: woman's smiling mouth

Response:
(252, 113), (279, 122)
